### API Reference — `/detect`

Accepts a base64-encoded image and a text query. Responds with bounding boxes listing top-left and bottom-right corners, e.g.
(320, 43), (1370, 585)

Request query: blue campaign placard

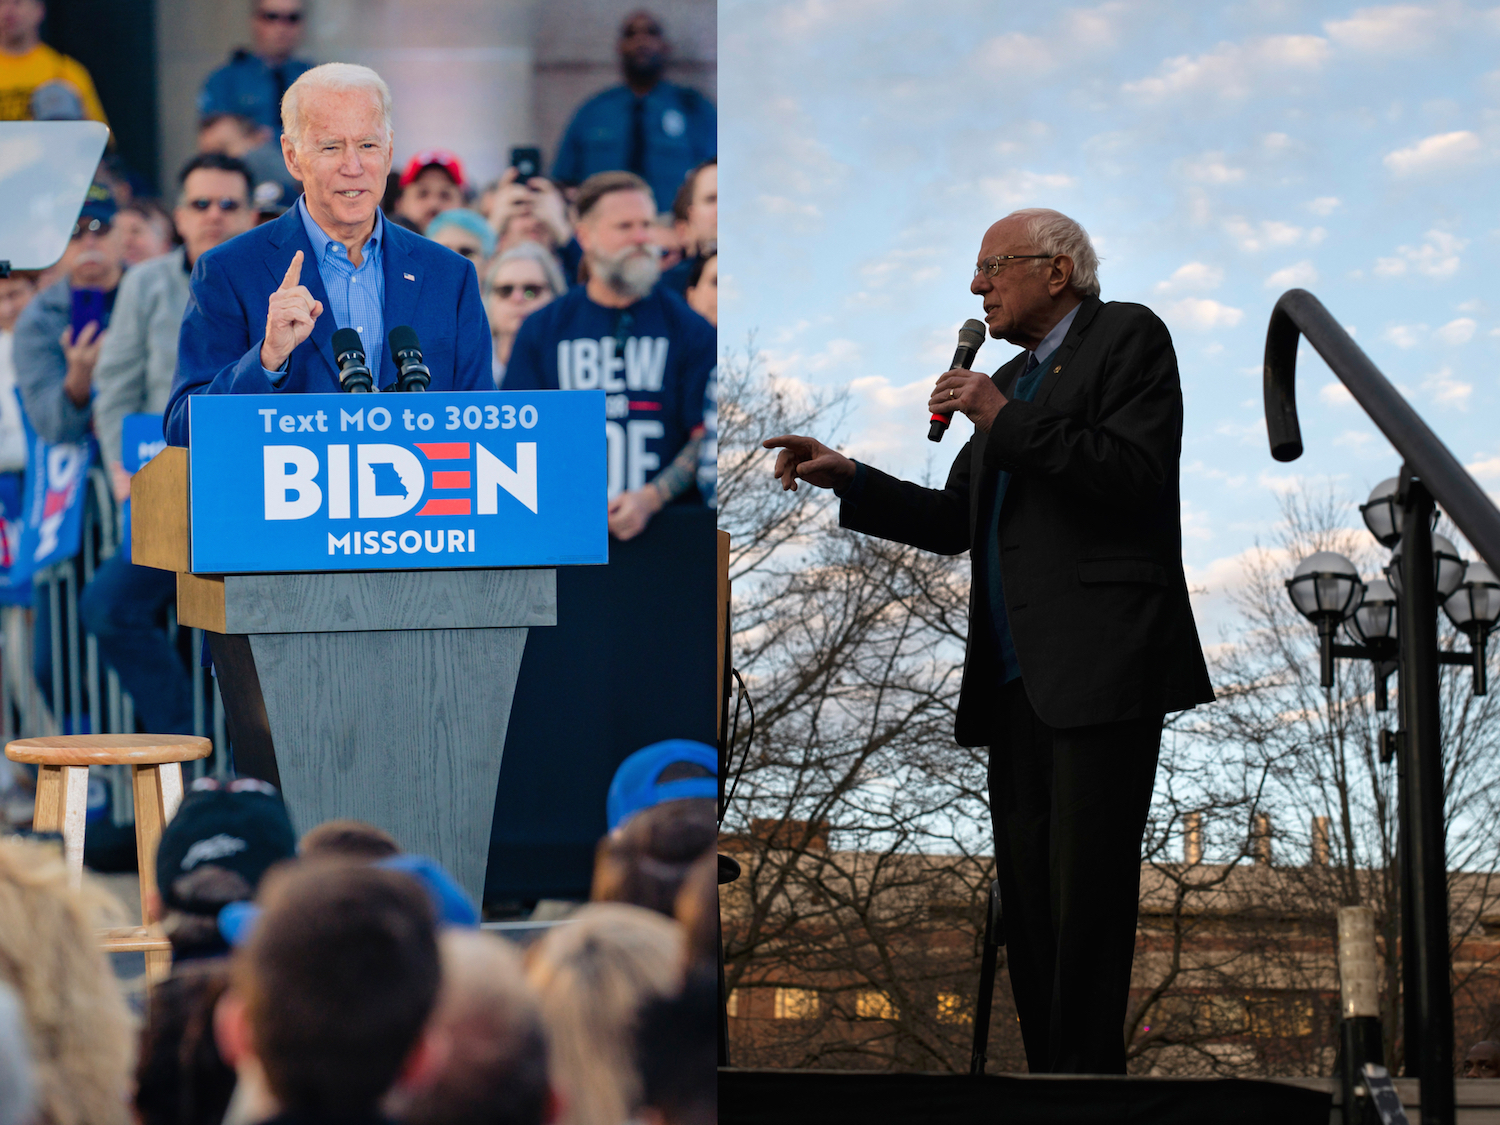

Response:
(188, 391), (607, 574)
(119, 412), (166, 564)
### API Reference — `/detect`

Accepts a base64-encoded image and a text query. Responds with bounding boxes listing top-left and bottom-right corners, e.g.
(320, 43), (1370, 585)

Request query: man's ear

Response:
(1048, 255), (1075, 297)
(281, 135), (303, 184)
(214, 989), (254, 1067)
(392, 1022), (451, 1094)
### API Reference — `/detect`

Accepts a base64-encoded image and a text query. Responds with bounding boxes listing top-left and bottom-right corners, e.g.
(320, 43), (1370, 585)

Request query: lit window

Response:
(726, 989), (741, 1018)
(936, 992), (967, 1025)
(774, 988), (819, 1020)
(855, 990), (898, 1020)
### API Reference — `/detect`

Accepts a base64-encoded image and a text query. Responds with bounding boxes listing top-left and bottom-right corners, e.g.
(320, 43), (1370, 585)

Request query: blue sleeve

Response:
(689, 94), (716, 160)
(453, 262), (493, 391)
(500, 314), (547, 390)
(198, 64), (232, 118)
(164, 251), (280, 447)
(551, 107), (586, 186)
(558, 238), (583, 287)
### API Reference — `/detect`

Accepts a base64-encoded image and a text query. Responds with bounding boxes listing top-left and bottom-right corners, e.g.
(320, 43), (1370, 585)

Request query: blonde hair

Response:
(525, 904), (682, 1125)
(0, 837), (133, 1125)
(281, 62), (394, 149)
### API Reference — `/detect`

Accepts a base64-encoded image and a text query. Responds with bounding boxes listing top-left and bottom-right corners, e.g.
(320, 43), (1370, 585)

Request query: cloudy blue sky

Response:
(719, 0), (1500, 640)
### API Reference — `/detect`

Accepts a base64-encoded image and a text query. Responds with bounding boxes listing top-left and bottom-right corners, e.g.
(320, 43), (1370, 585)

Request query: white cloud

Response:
(859, 247), (943, 287)
(1225, 217), (1325, 252)
(1434, 317), (1477, 345)
(1324, 5), (1447, 53)
(1166, 298), (1245, 330)
(976, 170), (1076, 206)
(1423, 365), (1472, 408)
(1320, 381), (1354, 405)
(1372, 230), (1467, 278)
(973, 32), (1055, 74)
(1124, 35), (1330, 100)
(1383, 131), (1483, 175)
(1383, 323), (1427, 348)
(1182, 151), (1245, 183)
(1307, 196), (1342, 216)
(757, 195), (822, 221)
(1155, 261), (1224, 294)
(1264, 260), (1319, 289)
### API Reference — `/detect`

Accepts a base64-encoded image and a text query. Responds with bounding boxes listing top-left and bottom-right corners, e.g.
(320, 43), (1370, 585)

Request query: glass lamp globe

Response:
(1286, 551), (1362, 622)
(1387, 534), (1466, 598)
(1346, 577), (1399, 648)
(1360, 478), (1402, 547)
(1443, 561), (1500, 634)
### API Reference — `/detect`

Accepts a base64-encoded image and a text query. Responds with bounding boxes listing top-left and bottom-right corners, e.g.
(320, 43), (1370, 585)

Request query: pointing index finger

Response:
(280, 251), (303, 291)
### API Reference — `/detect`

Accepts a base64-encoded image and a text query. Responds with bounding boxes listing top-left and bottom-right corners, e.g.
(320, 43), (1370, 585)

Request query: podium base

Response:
(200, 567), (556, 904)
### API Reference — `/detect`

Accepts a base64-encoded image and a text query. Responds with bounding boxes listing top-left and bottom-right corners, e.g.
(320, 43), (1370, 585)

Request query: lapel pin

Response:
(404, 272), (415, 281)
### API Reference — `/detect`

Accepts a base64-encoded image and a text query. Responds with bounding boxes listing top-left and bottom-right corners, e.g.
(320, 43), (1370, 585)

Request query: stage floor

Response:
(719, 1068), (1500, 1124)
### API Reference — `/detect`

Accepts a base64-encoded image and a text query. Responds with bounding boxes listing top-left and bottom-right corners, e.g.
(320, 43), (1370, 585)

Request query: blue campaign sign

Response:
(188, 391), (607, 574)
(10, 411), (94, 589)
(118, 413), (167, 564)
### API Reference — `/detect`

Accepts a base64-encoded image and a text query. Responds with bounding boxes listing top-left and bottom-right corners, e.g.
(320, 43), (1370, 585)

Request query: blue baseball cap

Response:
(426, 208), (495, 259)
(217, 852), (479, 946)
(606, 739), (718, 831)
(78, 181), (117, 224)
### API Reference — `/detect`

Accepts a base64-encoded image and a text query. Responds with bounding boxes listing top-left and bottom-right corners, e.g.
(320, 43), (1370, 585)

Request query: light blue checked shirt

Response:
(265, 195), (387, 383)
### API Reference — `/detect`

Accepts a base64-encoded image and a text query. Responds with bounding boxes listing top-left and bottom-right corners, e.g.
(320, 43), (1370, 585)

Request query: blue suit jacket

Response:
(165, 204), (493, 446)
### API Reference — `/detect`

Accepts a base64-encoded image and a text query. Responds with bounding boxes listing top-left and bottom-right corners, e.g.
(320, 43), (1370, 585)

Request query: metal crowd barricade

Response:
(1, 464), (230, 828)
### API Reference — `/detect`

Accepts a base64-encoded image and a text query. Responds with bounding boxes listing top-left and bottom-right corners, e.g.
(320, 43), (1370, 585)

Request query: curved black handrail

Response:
(1264, 288), (1500, 574)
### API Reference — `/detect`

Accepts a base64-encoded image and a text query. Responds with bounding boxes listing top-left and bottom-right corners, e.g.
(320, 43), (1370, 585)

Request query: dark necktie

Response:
(1023, 351), (1039, 377)
(626, 97), (647, 177)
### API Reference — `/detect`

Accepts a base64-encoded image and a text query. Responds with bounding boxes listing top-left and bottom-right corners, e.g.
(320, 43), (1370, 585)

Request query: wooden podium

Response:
(132, 447), (554, 901)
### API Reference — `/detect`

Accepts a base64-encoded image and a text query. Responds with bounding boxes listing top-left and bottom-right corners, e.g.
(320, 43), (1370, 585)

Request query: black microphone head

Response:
(958, 318), (987, 351)
(388, 325), (420, 359)
(332, 327), (365, 362)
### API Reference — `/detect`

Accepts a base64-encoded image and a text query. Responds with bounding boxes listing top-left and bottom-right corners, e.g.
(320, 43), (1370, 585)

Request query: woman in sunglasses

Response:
(482, 241), (565, 388)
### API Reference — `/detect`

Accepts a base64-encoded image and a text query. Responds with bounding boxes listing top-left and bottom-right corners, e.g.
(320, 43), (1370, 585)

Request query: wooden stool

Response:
(5, 734), (213, 983)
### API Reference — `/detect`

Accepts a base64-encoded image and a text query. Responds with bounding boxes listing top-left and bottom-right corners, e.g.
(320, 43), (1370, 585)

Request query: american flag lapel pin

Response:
(404, 272), (415, 281)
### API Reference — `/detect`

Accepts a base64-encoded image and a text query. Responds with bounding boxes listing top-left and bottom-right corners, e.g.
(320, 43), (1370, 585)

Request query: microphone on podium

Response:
(928, 319), (988, 443)
(332, 328), (374, 393)
(389, 326), (431, 392)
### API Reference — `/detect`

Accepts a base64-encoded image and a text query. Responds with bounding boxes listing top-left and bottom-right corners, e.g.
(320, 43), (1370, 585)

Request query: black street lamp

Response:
(1441, 562), (1500, 696)
(1285, 473), (1496, 1121)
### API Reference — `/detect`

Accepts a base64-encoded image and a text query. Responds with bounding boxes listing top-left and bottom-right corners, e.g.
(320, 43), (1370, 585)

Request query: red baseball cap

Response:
(399, 148), (466, 190)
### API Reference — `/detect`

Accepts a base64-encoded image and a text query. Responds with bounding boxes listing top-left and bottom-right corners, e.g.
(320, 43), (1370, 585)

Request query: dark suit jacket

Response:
(164, 204), (493, 446)
(840, 296), (1214, 745)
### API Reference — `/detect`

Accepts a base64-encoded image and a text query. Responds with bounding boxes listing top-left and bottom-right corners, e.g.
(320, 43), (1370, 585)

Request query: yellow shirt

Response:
(0, 43), (107, 123)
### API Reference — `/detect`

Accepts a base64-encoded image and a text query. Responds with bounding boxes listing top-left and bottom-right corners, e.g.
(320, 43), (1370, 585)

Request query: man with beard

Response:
(551, 11), (716, 217)
(503, 171), (714, 541)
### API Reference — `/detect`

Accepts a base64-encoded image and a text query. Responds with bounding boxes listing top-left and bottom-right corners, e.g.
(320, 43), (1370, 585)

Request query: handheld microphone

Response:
(388, 326), (430, 392)
(928, 318), (987, 442)
(332, 327), (373, 393)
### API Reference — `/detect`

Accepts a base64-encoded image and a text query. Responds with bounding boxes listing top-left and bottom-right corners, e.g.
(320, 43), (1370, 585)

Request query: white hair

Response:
(281, 62), (393, 149)
(1008, 208), (1101, 298)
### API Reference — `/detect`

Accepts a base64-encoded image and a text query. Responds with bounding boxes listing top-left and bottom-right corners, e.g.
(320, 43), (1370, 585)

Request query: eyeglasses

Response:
(186, 198), (244, 212)
(494, 283), (546, 300)
(257, 9), (303, 22)
(70, 217), (110, 239)
(973, 254), (1053, 279)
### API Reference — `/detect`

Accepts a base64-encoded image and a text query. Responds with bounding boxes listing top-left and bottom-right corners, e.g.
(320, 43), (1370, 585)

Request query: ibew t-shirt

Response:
(502, 285), (715, 499)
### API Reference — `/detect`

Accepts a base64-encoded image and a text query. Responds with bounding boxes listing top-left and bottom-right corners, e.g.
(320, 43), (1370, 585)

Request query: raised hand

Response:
(762, 434), (856, 493)
(261, 250), (323, 370)
(60, 321), (104, 407)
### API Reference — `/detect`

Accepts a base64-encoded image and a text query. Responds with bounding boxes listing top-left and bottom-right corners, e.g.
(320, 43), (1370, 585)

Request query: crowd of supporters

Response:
(0, 739), (719, 1125)
(0, 1), (718, 1118)
(0, 0), (717, 760)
